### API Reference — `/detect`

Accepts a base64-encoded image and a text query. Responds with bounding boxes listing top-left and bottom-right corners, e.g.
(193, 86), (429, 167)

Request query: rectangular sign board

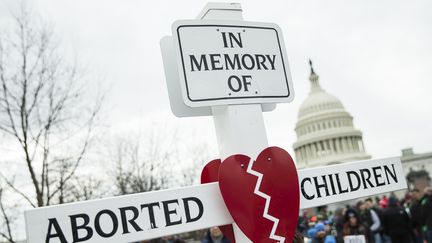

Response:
(298, 157), (406, 207)
(344, 235), (366, 243)
(25, 183), (232, 243)
(172, 20), (294, 107)
(26, 157), (406, 243)
(160, 36), (276, 117)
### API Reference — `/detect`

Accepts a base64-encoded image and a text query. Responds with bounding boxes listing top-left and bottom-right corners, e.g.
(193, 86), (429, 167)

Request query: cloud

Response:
(8, 0), (432, 159)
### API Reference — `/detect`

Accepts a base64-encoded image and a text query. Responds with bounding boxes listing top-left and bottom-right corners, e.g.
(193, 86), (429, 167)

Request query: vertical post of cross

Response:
(197, 3), (269, 243)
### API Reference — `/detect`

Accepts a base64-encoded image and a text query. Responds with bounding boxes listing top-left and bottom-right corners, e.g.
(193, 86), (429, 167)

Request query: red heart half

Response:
(218, 147), (300, 243)
(201, 159), (236, 243)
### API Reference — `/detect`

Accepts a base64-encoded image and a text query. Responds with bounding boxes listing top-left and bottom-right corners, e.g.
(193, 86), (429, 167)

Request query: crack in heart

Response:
(246, 158), (285, 243)
(208, 147), (299, 243)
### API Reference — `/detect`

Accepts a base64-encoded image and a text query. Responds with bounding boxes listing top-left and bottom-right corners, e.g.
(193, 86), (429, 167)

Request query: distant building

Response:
(293, 61), (431, 193)
(293, 61), (370, 169)
(402, 148), (432, 192)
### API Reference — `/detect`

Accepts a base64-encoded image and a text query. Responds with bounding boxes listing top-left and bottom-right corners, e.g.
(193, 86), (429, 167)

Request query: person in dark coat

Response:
(382, 197), (411, 243)
(292, 231), (305, 243)
(420, 187), (432, 243)
(333, 208), (346, 243)
(410, 189), (424, 243)
(201, 227), (230, 243)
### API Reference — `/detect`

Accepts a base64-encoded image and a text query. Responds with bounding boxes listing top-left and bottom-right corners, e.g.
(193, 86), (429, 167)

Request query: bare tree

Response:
(0, 4), (103, 242)
(63, 176), (106, 203)
(179, 143), (214, 187)
(108, 124), (216, 196)
(0, 186), (16, 243)
(109, 128), (178, 195)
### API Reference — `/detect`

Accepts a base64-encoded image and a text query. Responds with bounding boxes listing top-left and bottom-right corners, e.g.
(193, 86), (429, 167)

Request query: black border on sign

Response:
(176, 24), (291, 102)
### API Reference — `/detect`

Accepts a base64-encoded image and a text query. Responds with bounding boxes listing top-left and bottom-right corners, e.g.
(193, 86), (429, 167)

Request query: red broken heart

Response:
(203, 147), (300, 243)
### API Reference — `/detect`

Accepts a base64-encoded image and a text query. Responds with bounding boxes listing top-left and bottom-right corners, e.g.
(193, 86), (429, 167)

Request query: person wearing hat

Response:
(307, 227), (318, 242)
(305, 219), (337, 243)
(323, 235), (336, 243)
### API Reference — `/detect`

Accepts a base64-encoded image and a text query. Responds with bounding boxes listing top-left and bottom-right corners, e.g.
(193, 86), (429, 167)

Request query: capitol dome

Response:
(293, 61), (370, 168)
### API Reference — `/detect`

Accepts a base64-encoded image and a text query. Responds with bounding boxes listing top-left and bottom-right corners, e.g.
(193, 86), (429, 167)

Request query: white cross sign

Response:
(25, 157), (406, 243)
(172, 20), (294, 107)
(24, 3), (408, 243)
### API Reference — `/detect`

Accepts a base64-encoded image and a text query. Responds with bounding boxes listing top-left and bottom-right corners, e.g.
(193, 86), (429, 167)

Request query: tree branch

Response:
(0, 175), (36, 208)
(0, 188), (15, 243)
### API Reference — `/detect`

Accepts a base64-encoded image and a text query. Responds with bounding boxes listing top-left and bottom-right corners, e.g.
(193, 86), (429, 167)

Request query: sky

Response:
(1, 0), (431, 161)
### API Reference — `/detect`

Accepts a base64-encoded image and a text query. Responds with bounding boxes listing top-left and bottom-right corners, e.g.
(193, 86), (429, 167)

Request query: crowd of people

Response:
(197, 187), (432, 243)
(298, 187), (432, 243)
(138, 187), (432, 243)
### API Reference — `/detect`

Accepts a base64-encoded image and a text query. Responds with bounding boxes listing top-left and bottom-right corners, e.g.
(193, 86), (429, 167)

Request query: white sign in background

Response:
(172, 20), (294, 107)
(344, 235), (366, 243)
(26, 157), (406, 243)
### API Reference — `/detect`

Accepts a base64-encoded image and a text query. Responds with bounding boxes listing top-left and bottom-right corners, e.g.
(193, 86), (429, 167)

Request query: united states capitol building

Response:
(292, 61), (431, 192)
